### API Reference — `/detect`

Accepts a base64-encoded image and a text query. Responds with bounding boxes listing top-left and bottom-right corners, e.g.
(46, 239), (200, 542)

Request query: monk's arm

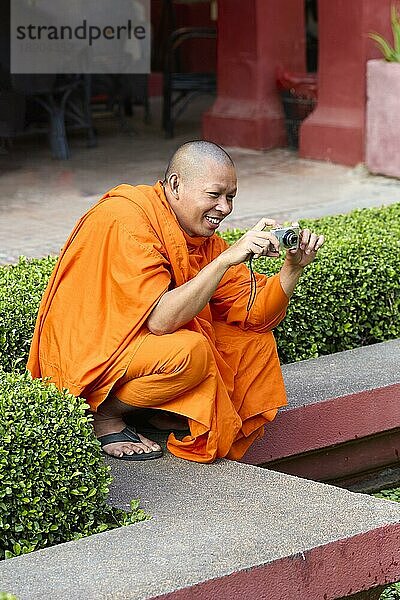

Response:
(147, 226), (323, 335)
(278, 260), (304, 298)
(147, 253), (231, 335)
(147, 223), (280, 335)
(147, 254), (302, 336)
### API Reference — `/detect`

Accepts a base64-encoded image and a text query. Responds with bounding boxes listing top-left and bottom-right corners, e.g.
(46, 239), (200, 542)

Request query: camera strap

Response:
(246, 256), (257, 312)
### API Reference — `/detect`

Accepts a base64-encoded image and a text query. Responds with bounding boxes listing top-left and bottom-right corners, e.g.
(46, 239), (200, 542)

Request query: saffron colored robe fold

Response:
(27, 182), (289, 463)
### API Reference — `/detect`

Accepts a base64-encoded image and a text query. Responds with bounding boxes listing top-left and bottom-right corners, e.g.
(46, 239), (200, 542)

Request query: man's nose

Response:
(216, 196), (232, 215)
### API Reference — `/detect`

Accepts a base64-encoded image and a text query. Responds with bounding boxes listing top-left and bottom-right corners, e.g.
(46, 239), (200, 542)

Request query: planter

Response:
(366, 59), (400, 178)
(276, 71), (318, 149)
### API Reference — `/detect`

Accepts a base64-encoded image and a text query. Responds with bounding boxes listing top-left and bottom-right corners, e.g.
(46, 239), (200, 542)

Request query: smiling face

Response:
(165, 158), (237, 238)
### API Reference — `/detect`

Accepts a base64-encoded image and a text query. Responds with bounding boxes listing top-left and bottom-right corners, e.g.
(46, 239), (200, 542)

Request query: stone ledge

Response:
(242, 340), (400, 485)
(281, 339), (399, 409)
(1, 341), (399, 599)
(1, 458), (400, 600)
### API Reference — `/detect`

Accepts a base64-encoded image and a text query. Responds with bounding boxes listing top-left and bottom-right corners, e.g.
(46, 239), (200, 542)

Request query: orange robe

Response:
(27, 182), (289, 463)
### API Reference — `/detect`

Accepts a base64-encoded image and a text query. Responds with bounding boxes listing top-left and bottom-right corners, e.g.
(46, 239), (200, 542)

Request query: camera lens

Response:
(282, 230), (298, 248)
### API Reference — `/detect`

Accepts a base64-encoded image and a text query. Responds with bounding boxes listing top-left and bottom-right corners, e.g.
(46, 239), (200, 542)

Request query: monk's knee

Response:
(172, 330), (211, 384)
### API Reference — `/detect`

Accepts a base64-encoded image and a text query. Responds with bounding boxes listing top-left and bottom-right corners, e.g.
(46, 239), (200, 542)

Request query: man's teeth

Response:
(205, 216), (221, 224)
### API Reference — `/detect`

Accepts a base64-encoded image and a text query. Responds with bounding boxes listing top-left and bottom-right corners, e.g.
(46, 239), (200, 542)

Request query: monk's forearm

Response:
(147, 254), (230, 335)
(279, 260), (304, 298)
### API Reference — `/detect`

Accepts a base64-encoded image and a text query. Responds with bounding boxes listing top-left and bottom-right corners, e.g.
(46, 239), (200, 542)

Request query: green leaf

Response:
(391, 4), (400, 55)
(369, 32), (396, 61)
(12, 542), (21, 555)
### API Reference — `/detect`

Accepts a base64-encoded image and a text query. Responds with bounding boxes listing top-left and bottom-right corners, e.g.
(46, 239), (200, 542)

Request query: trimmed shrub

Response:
(374, 487), (400, 503)
(0, 256), (56, 373)
(379, 583), (400, 599)
(0, 203), (399, 370)
(222, 203), (400, 363)
(0, 369), (147, 560)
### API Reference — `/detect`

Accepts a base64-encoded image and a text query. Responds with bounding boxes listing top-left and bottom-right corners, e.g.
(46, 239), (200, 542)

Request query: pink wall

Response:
(366, 60), (400, 178)
(300, 0), (393, 166)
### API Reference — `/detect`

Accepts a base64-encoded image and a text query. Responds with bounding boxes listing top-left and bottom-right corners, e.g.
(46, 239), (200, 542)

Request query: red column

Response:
(300, 0), (392, 166)
(202, 0), (306, 150)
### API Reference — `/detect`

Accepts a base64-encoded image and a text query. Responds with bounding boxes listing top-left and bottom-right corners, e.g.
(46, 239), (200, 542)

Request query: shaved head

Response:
(164, 140), (235, 183)
(163, 140), (237, 238)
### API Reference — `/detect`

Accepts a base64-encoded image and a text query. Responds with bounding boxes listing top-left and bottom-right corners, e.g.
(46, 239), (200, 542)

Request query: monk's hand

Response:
(222, 218), (282, 266)
(285, 228), (325, 269)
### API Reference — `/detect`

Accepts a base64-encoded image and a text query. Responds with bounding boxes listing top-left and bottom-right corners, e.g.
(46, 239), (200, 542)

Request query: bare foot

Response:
(93, 416), (162, 459)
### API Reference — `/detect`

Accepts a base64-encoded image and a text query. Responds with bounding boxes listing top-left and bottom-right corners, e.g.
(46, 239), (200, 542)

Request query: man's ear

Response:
(168, 173), (180, 198)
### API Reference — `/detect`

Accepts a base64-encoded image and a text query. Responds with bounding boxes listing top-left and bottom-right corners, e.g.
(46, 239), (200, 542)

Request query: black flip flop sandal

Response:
(98, 426), (163, 461)
(125, 412), (190, 440)
(138, 424), (190, 437)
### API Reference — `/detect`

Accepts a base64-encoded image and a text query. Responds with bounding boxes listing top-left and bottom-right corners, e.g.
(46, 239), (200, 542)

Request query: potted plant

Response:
(366, 5), (400, 177)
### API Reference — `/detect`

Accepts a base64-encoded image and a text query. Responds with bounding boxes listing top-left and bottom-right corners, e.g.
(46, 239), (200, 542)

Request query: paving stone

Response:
(1, 98), (400, 265)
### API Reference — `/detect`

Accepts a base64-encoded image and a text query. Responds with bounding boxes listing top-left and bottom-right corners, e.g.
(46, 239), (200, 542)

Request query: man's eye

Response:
(208, 192), (219, 198)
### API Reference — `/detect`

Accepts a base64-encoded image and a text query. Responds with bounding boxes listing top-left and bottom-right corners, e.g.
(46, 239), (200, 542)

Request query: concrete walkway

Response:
(1, 458), (399, 600)
(1, 97), (400, 264)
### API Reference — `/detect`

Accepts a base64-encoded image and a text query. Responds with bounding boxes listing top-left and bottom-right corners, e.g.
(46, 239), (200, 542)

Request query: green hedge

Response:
(0, 369), (147, 560)
(0, 256), (56, 373)
(222, 203), (400, 363)
(0, 204), (399, 371)
(374, 487), (400, 502)
(380, 583), (400, 600)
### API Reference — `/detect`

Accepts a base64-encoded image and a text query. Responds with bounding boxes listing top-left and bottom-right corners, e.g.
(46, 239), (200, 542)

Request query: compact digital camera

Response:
(270, 226), (300, 250)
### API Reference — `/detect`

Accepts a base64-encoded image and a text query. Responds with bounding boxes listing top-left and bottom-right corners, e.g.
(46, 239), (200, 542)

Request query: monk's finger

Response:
(249, 242), (264, 258)
(250, 241), (270, 258)
(305, 232), (318, 255)
(252, 239), (280, 258)
(252, 218), (277, 231)
(255, 232), (280, 254)
(300, 228), (311, 250)
(249, 236), (270, 253)
(252, 231), (280, 251)
(315, 234), (325, 251)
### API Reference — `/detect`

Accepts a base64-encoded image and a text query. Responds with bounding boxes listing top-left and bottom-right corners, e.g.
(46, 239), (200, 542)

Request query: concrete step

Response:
(2, 340), (399, 599)
(243, 339), (400, 488)
(1, 456), (400, 600)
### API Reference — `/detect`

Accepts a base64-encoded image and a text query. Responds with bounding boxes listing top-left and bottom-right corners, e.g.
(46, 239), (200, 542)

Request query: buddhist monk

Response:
(27, 140), (324, 463)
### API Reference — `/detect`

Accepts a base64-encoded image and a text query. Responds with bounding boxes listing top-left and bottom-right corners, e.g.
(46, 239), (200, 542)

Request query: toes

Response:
(121, 443), (143, 456)
(102, 442), (144, 457)
(101, 435), (161, 458)
(107, 445), (125, 458)
(136, 441), (161, 453)
(130, 442), (151, 454)
(137, 434), (162, 452)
